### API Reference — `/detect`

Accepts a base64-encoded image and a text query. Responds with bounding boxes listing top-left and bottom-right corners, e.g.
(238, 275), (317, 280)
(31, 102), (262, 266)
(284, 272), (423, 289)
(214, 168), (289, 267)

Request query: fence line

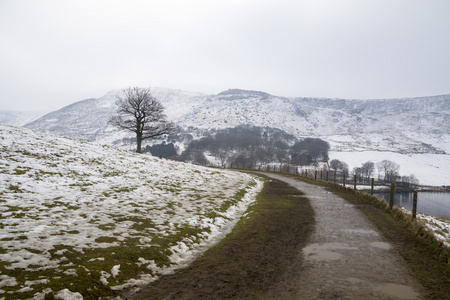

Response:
(226, 163), (420, 220)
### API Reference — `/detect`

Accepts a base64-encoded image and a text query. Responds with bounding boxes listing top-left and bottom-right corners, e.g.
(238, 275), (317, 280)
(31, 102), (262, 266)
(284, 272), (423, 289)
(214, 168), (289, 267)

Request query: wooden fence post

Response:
(412, 190), (418, 219)
(314, 170), (317, 180)
(326, 171), (329, 182)
(334, 171), (336, 183)
(343, 173), (346, 187)
(354, 175), (357, 190)
(371, 178), (374, 195)
(389, 182), (396, 210)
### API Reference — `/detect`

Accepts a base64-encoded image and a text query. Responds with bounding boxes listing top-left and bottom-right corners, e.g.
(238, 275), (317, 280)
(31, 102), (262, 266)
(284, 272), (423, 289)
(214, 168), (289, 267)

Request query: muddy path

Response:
(127, 175), (315, 299)
(125, 172), (442, 299)
(260, 173), (425, 299)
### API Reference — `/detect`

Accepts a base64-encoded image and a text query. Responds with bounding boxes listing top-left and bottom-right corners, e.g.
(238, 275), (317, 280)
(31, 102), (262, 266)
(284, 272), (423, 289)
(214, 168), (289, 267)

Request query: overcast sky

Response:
(1, 0), (449, 111)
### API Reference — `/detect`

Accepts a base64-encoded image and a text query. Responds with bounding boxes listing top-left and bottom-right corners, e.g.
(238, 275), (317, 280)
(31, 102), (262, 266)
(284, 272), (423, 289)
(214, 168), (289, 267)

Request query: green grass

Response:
(7, 184), (23, 193)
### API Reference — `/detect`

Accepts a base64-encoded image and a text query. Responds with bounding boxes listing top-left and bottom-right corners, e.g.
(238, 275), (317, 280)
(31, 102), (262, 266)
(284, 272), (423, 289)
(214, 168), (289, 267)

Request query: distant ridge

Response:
(0, 110), (48, 126)
(23, 88), (450, 154)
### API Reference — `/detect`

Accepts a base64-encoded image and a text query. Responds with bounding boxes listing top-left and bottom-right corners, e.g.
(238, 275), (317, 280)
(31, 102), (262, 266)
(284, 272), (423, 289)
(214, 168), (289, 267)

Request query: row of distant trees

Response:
(329, 159), (419, 185)
(176, 126), (329, 168)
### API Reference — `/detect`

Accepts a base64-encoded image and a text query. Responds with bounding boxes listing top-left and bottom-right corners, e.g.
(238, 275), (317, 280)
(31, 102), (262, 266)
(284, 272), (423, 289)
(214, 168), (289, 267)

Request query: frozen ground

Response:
(0, 124), (262, 299)
(329, 151), (450, 186)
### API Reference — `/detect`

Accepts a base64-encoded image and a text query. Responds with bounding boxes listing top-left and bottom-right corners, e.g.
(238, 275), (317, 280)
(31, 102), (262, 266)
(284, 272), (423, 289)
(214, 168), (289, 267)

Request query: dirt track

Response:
(127, 173), (433, 299)
(261, 173), (425, 299)
(128, 175), (314, 299)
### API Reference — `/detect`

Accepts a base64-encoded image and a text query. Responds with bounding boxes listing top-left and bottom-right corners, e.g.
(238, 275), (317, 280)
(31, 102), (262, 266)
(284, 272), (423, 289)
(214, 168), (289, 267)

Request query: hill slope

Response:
(24, 88), (450, 154)
(24, 88), (206, 144)
(22, 88), (450, 185)
(0, 110), (47, 126)
(0, 123), (261, 299)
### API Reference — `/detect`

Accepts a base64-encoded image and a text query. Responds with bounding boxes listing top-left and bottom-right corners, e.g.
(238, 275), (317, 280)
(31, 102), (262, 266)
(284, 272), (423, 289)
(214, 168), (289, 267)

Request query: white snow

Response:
(54, 289), (83, 300)
(0, 110), (48, 126)
(111, 265), (121, 277)
(0, 275), (17, 288)
(0, 124), (262, 297)
(20, 88), (449, 189)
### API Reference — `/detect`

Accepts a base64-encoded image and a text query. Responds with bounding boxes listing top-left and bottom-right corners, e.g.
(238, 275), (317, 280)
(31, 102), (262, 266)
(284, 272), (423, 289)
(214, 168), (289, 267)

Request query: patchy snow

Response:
(111, 265), (121, 277)
(0, 124), (262, 298)
(0, 275), (17, 288)
(54, 289), (83, 300)
(401, 208), (450, 248)
(329, 151), (450, 186)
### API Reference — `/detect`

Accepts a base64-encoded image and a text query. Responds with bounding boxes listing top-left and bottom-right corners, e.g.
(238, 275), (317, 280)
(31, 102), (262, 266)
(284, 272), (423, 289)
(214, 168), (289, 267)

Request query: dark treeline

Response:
(175, 125), (329, 168)
(142, 142), (177, 159)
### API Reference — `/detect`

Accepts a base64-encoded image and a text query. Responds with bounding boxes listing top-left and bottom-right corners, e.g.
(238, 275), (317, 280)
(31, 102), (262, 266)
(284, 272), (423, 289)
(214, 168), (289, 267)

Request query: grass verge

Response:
(130, 176), (315, 300)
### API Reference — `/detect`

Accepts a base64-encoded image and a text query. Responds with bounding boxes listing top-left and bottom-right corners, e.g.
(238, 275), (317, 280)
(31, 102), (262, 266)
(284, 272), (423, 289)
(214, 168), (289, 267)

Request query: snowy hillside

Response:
(24, 88), (450, 154)
(22, 88), (450, 186)
(23, 88), (206, 144)
(176, 90), (449, 154)
(0, 124), (262, 299)
(0, 110), (47, 126)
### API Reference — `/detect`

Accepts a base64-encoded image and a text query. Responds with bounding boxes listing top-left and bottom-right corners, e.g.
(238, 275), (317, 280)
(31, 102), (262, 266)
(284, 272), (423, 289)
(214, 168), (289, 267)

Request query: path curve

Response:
(258, 173), (425, 300)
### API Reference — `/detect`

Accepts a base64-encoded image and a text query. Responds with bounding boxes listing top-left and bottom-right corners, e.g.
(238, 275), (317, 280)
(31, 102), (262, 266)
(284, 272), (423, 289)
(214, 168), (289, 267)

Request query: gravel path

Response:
(260, 173), (425, 300)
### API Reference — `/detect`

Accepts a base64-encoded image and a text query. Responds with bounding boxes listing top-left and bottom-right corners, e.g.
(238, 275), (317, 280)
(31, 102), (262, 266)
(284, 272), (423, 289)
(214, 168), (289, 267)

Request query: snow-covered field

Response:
(0, 124), (262, 299)
(329, 151), (450, 186)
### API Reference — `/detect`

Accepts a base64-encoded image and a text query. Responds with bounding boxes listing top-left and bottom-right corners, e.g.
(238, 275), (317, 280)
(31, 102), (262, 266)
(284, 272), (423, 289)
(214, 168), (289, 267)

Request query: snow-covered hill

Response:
(0, 110), (47, 126)
(176, 89), (449, 154)
(0, 123), (261, 298)
(21, 87), (450, 186)
(23, 88), (206, 144)
(24, 88), (450, 154)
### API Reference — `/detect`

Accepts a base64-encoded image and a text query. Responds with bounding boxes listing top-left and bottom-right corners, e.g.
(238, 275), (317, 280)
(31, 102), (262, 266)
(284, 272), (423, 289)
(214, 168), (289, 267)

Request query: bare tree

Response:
(376, 160), (400, 182)
(409, 174), (420, 186)
(216, 149), (229, 168)
(109, 87), (178, 153)
(330, 159), (342, 171)
(352, 167), (362, 178)
(329, 159), (345, 172)
(341, 161), (349, 176)
(361, 161), (375, 179)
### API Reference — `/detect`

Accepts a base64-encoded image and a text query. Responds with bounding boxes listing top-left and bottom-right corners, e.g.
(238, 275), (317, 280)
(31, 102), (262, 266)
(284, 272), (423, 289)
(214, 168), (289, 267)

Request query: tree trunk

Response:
(136, 133), (143, 153)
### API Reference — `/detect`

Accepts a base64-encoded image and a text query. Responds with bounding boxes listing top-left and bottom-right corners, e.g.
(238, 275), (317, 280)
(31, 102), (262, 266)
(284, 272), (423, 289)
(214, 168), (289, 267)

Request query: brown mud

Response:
(127, 175), (314, 299)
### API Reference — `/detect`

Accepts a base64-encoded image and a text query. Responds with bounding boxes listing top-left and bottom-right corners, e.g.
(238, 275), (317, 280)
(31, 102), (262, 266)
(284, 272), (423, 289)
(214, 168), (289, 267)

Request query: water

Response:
(372, 191), (450, 220)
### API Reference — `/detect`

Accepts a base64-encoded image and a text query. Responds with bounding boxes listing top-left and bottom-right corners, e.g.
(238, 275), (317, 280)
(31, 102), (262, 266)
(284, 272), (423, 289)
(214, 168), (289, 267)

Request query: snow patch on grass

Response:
(401, 208), (450, 248)
(0, 124), (262, 298)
